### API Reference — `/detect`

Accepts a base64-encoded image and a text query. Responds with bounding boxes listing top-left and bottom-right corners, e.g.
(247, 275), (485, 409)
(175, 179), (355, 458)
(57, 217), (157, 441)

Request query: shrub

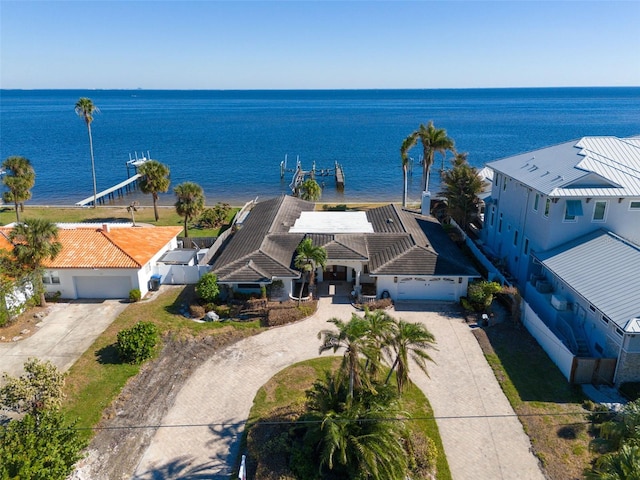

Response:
(195, 272), (220, 303)
(116, 321), (159, 364)
(129, 288), (142, 302)
(466, 280), (502, 312)
(213, 304), (232, 318)
(197, 202), (231, 229)
(266, 301), (317, 327)
(354, 298), (392, 311)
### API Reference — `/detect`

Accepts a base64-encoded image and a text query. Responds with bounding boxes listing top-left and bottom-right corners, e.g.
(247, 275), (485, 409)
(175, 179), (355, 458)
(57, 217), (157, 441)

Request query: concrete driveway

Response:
(133, 289), (545, 480)
(0, 300), (129, 380)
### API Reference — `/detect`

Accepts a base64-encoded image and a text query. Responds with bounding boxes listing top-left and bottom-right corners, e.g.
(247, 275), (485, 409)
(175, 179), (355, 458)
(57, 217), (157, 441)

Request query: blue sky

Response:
(1, 1), (639, 89)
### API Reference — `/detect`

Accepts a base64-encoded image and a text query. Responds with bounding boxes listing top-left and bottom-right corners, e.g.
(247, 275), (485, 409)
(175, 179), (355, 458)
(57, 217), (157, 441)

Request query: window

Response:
(593, 201), (607, 221)
(564, 200), (583, 222)
(544, 198), (551, 217)
(589, 304), (596, 312)
(629, 201), (640, 210)
(523, 238), (530, 255)
(513, 230), (519, 246)
(490, 207), (495, 226)
(533, 193), (540, 211)
(503, 177), (508, 191)
(601, 315), (610, 324)
(42, 271), (60, 285)
(498, 213), (503, 233)
(363, 265), (369, 274)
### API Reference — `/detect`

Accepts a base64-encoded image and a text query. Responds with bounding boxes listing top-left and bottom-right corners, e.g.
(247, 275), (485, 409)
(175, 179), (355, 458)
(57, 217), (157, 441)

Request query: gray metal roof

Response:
(534, 230), (640, 331)
(487, 136), (640, 198)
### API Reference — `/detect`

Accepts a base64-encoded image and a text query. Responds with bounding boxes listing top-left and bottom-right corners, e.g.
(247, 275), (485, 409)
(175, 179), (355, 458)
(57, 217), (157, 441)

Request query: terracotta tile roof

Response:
(0, 225), (182, 269)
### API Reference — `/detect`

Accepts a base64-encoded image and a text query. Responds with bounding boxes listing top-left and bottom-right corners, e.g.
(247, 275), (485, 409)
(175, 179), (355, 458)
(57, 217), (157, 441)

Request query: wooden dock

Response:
(282, 156), (345, 192)
(76, 174), (142, 207)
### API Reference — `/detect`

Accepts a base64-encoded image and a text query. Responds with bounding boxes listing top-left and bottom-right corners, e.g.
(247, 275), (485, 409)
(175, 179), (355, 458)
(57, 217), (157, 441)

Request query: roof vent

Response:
(101, 224), (110, 233)
(386, 218), (394, 224)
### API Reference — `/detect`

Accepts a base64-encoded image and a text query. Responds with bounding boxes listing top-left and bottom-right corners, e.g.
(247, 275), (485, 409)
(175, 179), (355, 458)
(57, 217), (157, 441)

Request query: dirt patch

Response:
(0, 305), (51, 342)
(70, 330), (253, 480)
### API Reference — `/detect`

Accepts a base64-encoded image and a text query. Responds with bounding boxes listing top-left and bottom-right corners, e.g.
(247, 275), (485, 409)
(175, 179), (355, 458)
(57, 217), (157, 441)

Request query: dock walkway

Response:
(75, 174), (141, 207)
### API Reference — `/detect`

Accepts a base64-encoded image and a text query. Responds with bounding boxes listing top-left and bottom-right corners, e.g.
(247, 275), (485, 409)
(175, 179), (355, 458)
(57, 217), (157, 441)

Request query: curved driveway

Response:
(134, 289), (544, 480)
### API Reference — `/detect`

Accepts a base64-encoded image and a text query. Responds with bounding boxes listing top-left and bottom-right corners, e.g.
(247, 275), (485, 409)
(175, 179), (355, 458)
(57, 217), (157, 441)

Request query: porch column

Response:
(355, 269), (361, 288)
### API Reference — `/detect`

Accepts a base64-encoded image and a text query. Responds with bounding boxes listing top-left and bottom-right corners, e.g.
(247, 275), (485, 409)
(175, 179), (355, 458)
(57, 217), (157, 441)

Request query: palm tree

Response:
(1, 156), (35, 223)
(303, 377), (410, 479)
(400, 134), (415, 208)
(385, 319), (436, 393)
(8, 218), (62, 307)
(362, 308), (395, 381)
(75, 98), (99, 208)
(293, 237), (327, 303)
(318, 315), (377, 401)
(440, 152), (488, 229)
(410, 121), (455, 193)
(298, 178), (321, 202)
(173, 181), (205, 238)
(138, 160), (171, 221)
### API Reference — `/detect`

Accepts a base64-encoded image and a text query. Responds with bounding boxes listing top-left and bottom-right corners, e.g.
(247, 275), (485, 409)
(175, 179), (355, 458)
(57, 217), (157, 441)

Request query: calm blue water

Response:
(1, 88), (639, 206)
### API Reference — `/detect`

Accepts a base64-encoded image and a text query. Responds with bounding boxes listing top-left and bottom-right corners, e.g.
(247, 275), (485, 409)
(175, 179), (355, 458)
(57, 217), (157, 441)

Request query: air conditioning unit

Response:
(551, 294), (568, 311)
(177, 241), (184, 248)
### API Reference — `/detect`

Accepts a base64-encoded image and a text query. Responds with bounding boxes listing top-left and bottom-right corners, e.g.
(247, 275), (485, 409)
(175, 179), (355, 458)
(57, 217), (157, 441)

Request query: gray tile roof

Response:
(534, 229), (640, 331)
(487, 136), (640, 198)
(212, 196), (479, 283)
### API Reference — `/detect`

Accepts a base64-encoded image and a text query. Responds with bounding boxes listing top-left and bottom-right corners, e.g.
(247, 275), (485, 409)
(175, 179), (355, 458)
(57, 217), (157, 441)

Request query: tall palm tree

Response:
(318, 315), (377, 401)
(411, 121), (455, 193)
(8, 218), (62, 307)
(385, 319), (436, 393)
(173, 181), (205, 238)
(440, 152), (488, 229)
(75, 97), (99, 208)
(298, 178), (322, 202)
(400, 134), (416, 208)
(293, 237), (327, 303)
(138, 160), (171, 221)
(1, 156), (35, 223)
(362, 308), (395, 381)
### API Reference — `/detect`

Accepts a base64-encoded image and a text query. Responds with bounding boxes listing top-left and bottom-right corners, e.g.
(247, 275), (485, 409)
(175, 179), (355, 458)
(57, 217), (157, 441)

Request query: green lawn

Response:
(475, 322), (594, 479)
(61, 286), (263, 441)
(0, 205), (238, 238)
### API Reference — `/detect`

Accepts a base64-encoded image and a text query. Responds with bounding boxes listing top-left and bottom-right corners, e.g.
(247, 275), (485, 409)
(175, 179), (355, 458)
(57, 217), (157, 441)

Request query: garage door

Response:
(397, 277), (457, 301)
(74, 276), (133, 299)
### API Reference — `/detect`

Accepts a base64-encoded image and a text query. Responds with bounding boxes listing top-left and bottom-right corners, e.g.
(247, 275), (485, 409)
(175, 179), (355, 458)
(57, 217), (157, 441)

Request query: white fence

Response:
(156, 264), (210, 285)
(522, 302), (574, 381)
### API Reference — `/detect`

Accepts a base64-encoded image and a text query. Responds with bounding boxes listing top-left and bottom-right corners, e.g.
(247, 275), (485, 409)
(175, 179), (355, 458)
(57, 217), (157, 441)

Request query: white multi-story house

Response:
(480, 136), (640, 385)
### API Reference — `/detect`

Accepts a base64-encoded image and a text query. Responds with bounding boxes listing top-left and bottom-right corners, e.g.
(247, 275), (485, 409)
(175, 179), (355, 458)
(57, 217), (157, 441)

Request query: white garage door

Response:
(74, 276), (133, 299)
(397, 277), (457, 301)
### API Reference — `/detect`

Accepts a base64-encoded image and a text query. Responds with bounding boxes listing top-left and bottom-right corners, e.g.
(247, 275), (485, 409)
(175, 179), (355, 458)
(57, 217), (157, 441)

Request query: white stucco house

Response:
(479, 136), (640, 385)
(210, 195), (479, 302)
(1, 223), (184, 300)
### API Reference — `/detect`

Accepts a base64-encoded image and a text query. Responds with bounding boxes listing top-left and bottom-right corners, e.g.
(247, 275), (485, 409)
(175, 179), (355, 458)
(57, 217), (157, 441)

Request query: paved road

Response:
(134, 287), (545, 480)
(0, 300), (129, 380)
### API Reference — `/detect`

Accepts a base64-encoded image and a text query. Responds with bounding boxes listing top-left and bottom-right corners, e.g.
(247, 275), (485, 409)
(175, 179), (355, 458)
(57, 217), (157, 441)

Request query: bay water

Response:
(1, 88), (639, 206)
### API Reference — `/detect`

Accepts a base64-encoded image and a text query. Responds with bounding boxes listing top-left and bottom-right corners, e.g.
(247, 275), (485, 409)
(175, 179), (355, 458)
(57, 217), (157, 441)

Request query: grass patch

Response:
(60, 286), (263, 441)
(474, 322), (595, 480)
(0, 205), (237, 238)
(244, 358), (452, 479)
